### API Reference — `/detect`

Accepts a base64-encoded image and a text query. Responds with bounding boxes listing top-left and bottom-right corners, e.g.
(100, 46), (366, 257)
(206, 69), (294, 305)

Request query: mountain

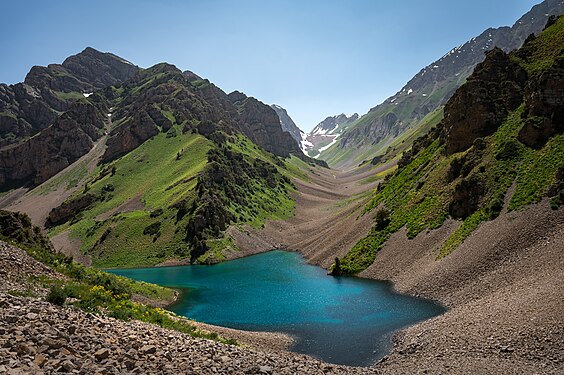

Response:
(0, 47), (138, 148)
(0, 48), (322, 268)
(270, 104), (303, 144)
(0, 50), (316, 193)
(320, 0), (564, 167)
(301, 113), (358, 158)
(334, 14), (564, 274)
(0, 47), (140, 189)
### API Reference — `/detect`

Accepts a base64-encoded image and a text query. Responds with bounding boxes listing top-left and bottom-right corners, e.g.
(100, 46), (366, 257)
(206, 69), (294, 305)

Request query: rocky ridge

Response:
(0, 50), (317, 192)
(323, 0), (564, 165)
(0, 47), (138, 147)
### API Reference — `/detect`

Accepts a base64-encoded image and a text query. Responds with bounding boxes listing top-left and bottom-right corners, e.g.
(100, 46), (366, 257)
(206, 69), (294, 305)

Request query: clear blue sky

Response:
(1, 0), (540, 131)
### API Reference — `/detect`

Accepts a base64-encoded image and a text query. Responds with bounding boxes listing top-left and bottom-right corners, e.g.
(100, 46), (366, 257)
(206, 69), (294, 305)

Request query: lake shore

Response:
(228, 165), (564, 374)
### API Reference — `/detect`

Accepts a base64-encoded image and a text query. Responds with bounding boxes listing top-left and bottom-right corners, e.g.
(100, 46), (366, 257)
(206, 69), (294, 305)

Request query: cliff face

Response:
(325, 0), (564, 164)
(270, 104), (303, 145)
(229, 92), (304, 159)
(441, 48), (527, 154)
(0, 102), (106, 189)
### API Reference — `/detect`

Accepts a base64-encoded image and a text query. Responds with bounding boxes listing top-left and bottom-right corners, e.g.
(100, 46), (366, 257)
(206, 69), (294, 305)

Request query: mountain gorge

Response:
(0, 2), (563, 374)
(319, 0), (564, 167)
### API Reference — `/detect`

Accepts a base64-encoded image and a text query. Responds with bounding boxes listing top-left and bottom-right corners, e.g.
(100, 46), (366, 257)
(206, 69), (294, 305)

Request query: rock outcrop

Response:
(46, 193), (98, 227)
(441, 48), (527, 154)
(270, 104), (303, 144)
(518, 56), (564, 148)
(0, 102), (106, 189)
(230, 92), (303, 158)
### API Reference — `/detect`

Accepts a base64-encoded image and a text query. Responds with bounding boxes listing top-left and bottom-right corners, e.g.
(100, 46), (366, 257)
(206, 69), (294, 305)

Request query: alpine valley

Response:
(0, 1), (563, 374)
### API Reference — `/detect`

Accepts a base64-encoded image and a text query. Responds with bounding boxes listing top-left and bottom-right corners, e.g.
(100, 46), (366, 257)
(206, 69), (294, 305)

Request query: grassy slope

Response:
(336, 19), (564, 274)
(49, 128), (212, 268)
(222, 135), (296, 228)
(48, 129), (303, 268)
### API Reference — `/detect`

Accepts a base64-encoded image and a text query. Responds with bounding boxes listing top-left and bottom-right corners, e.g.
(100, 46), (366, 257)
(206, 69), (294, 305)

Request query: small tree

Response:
(46, 285), (67, 306)
(331, 257), (342, 276)
(374, 207), (391, 230)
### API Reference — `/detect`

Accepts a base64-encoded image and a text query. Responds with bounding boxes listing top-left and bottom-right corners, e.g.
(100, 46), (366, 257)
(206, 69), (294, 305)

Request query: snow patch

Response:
(82, 92), (93, 98)
(316, 135), (339, 155)
(407, 88), (413, 95)
(422, 94), (427, 97)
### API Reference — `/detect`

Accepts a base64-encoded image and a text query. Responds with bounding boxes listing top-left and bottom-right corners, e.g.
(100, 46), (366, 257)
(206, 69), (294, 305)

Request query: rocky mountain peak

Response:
(311, 113), (358, 136)
(270, 104), (303, 144)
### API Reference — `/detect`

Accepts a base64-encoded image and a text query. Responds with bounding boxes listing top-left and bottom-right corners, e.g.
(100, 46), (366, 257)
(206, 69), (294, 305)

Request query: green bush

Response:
(46, 285), (67, 306)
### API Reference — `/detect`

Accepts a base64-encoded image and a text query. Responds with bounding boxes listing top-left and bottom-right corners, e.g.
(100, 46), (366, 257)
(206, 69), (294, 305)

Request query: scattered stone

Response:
(94, 348), (110, 361)
(33, 354), (47, 367)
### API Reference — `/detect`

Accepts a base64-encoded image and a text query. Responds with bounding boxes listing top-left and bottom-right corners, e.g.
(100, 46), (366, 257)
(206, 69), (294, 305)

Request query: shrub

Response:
(374, 208), (391, 230)
(46, 285), (67, 306)
(143, 222), (161, 236)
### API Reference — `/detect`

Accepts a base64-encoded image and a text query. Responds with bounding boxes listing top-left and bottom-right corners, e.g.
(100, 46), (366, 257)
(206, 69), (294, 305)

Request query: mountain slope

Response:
(0, 49), (323, 268)
(320, 0), (564, 167)
(334, 14), (564, 275)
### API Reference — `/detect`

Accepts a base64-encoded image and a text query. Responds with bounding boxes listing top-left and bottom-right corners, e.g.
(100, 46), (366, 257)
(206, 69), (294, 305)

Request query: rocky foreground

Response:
(0, 241), (372, 375)
(0, 293), (373, 375)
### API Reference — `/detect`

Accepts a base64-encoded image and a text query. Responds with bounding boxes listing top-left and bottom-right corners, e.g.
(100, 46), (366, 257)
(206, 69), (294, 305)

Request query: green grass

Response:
(359, 164), (398, 185)
(48, 130), (212, 267)
(512, 16), (564, 74)
(198, 237), (237, 264)
(509, 133), (564, 210)
(344, 104), (563, 271)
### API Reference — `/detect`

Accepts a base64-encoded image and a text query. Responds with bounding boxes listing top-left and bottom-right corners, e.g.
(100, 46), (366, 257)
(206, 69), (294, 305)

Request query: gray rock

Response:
(94, 348), (110, 361)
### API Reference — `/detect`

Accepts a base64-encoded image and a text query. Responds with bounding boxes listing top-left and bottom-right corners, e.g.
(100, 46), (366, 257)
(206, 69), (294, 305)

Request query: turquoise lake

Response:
(108, 250), (445, 366)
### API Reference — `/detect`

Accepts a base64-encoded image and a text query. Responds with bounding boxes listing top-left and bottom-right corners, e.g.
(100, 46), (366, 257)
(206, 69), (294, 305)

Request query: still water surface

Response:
(108, 251), (445, 366)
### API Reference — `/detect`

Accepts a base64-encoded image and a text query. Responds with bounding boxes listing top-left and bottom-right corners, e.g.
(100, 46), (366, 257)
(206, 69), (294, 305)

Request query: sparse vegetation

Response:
(337, 19), (564, 274)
